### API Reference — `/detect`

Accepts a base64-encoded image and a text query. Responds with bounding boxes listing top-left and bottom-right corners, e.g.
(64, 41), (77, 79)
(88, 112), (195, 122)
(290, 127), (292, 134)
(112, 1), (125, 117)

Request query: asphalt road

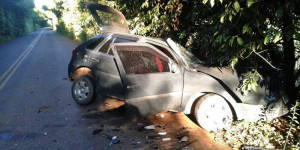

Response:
(0, 28), (130, 150)
(0, 28), (229, 150)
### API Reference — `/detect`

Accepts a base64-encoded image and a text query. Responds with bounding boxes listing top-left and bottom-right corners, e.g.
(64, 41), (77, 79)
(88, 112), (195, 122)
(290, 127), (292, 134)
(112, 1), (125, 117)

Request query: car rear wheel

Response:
(71, 76), (96, 105)
(194, 94), (234, 131)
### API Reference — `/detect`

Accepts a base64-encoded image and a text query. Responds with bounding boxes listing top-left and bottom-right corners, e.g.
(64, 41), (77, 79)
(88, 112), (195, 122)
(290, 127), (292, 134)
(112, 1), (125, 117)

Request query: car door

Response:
(86, 35), (123, 99)
(112, 43), (184, 116)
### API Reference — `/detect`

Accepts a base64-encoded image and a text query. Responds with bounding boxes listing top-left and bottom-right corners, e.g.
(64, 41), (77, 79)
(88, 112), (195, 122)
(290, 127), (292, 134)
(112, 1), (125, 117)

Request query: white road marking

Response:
(0, 29), (44, 91)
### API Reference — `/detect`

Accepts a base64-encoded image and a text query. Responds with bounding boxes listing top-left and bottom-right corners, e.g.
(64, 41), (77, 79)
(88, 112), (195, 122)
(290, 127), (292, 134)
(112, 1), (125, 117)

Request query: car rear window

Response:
(98, 39), (112, 53)
(86, 36), (106, 50)
(114, 37), (137, 43)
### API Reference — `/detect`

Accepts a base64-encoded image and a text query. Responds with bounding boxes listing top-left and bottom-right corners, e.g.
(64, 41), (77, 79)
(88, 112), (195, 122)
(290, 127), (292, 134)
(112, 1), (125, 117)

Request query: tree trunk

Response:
(282, 10), (296, 104)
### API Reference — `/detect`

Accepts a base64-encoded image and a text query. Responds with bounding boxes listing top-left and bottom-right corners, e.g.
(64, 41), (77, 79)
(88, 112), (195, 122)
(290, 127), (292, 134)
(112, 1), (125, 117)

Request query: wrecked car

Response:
(68, 3), (288, 131)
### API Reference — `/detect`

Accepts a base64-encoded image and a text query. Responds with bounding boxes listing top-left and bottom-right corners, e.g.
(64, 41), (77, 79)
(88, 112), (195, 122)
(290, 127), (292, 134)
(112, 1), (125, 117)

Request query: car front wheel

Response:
(194, 94), (234, 131)
(71, 76), (96, 105)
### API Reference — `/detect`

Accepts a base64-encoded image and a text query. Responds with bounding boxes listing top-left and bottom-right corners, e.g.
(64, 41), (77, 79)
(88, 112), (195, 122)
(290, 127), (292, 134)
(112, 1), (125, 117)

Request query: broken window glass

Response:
(116, 46), (170, 74)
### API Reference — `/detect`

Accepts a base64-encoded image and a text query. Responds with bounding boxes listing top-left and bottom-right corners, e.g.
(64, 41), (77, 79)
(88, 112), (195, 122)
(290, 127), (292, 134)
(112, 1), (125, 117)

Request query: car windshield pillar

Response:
(167, 38), (205, 69)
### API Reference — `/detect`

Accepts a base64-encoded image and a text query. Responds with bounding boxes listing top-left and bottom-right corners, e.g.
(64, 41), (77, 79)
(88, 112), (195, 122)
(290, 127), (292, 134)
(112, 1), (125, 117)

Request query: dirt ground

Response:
(83, 97), (231, 150)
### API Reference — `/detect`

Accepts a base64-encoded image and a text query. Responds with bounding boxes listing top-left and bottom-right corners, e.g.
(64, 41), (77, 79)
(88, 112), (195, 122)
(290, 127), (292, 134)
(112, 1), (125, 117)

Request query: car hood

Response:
(194, 65), (240, 90)
(194, 65), (271, 105)
(85, 3), (129, 33)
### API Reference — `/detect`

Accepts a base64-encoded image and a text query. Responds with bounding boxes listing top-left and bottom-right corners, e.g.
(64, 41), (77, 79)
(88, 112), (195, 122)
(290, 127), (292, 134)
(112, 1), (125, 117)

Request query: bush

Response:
(211, 101), (300, 149)
(78, 30), (88, 42)
(56, 21), (75, 40)
(56, 21), (67, 35)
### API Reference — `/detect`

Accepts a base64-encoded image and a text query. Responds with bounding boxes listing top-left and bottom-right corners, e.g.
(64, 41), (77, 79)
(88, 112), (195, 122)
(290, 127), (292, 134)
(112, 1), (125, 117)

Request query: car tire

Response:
(71, 76), (96, 105)
(194, 94), (234, 131)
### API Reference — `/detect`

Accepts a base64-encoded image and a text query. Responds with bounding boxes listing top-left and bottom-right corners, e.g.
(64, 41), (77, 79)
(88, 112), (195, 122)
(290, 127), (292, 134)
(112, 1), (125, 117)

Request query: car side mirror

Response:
(171, 63), (179, 73)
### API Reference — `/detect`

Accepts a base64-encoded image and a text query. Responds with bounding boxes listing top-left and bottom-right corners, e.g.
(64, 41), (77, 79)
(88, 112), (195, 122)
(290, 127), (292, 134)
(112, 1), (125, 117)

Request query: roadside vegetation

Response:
(212, 101), (299, 149)
(0, 0), (48, 44)
(36, 0), (300, 149)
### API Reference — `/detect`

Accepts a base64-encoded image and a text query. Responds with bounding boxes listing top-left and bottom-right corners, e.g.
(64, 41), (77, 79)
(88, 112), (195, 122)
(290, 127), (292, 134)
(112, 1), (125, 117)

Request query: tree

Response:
(0, 0), (48, 43)
(199, 0), (299, 103)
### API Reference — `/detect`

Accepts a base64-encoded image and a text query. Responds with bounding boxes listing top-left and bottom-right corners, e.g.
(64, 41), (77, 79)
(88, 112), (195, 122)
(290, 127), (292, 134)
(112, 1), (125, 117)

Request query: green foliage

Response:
(200, 0), (299, 101)
(56, 21), (75, 40)
(78, 31), (88, 42)
(212, 120), (282, 149)
(284, 101), (300, 149)
(0, 0), (48, 44)
(50, 0), (64, 20)
(212, 102), (300, 149)
(118, 0), (180, 38)
(237, 69), (261, 95)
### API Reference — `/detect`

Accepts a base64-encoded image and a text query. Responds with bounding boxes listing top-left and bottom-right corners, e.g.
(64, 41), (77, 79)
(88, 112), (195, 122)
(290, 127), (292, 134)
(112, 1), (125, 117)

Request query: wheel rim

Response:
(197, 96), (233, 131)
(74, 80), (90, 101)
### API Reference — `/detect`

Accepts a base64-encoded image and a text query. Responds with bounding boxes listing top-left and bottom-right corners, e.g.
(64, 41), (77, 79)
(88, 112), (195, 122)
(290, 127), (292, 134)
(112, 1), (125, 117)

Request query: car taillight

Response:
(72, 48), (76, 57)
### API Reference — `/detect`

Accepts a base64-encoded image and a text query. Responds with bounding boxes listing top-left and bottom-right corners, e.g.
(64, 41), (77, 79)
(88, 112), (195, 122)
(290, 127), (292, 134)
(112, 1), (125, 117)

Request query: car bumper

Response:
(235, 99), (287, 121)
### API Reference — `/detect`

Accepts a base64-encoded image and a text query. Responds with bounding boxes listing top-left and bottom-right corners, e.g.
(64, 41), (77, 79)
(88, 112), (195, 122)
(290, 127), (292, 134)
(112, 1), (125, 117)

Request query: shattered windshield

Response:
(167, 38), (205, 68)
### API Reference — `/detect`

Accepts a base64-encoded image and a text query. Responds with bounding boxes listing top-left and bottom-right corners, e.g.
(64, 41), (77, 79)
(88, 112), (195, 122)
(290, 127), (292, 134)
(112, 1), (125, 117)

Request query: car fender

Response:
(71, 66), (95, 80)
(183, 91), (239, 116)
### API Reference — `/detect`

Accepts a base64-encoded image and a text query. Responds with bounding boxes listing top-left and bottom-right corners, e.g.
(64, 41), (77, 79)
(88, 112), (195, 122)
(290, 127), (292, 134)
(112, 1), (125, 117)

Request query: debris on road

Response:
(131, 141), (141, 145)
(63, 78), (68, 80)
(105, 103), (111, 106)
(109, 136), (119, 146)
(144, 125), (155, 130)
(158, 132), (167, 135)
(162, 138), (171, 141)
(179, 136), (188, 142)
(37, 106), (50, 113)
(156, 114), (165, 118)
(44, 132), (47, 136)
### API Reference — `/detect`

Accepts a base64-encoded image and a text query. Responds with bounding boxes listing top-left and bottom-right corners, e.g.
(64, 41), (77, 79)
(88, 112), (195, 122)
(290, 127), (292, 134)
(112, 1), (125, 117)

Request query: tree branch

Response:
(243, 49), (268, 59)
(244, 50), (254, 58)
(253, 51), (282, 70)
(257, 49), (269, 54)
